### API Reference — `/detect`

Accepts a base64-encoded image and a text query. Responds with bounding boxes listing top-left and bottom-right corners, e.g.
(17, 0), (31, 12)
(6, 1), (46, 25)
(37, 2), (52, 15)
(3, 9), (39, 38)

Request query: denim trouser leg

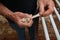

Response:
(8, 21), (25, 40)
(29, 25), (35, 40)
(16, 28), (25, 40)
(8, 18), (38, 40)
(29, 18), (38, 40)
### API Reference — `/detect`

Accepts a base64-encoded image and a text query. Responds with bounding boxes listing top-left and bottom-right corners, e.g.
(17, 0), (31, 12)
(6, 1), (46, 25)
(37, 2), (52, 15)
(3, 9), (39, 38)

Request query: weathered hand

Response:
(37, 0), (55, 16)
(9, 12), (33, 28)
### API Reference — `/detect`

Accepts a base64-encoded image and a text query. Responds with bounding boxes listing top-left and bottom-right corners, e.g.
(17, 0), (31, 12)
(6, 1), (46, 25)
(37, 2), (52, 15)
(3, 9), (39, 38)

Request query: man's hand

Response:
(0, 4), (33, 28)
(9, 12), (33, 28)
(37, 0), (55, 16)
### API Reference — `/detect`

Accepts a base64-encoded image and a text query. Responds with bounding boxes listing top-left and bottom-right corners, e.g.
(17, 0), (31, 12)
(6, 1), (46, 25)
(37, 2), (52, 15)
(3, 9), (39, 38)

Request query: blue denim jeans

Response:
(7, 18), (38, 40)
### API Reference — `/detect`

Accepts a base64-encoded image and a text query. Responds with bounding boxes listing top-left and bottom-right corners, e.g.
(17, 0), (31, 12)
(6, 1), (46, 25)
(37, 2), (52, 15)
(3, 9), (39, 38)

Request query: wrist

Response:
(0, 3), (13, 18)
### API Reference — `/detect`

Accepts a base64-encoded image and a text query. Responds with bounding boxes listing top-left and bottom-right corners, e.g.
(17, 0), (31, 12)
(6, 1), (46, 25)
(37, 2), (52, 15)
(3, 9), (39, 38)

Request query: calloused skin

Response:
(0, 0), (55, 28)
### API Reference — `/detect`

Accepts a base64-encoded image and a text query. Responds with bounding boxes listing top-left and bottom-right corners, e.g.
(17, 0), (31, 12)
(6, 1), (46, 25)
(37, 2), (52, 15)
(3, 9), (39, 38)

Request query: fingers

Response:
(24, 14), (32, 19)
(14, 12), (33, 28)
(44, 7), (53, 16)
(19, 13), (32, 19)
(14, 12), (25, 18)
(19, 19), (33, 27)
(23, 19), (33, 27)
(14, 12), (32, 19)
(43, 1), (55, 16)
(39, 2), (45, 16)
(21, 17), (33, 27)
(39, 0), (55, 17)
(17, 16), (33, 28)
